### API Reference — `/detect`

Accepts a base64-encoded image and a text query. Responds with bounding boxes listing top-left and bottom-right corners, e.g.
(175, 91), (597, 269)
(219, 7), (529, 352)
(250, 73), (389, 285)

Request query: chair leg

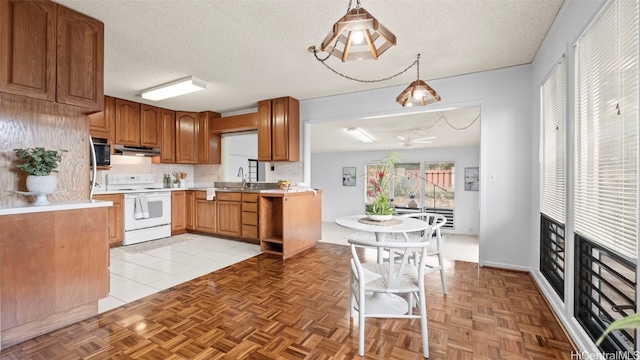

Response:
(358, 290), (365, 356)
(418, 290), (429, 358)
(438, 252), (447, 294)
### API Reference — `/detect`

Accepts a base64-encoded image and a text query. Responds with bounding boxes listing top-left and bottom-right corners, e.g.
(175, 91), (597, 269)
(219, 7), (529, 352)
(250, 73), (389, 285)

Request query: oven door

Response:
(123, 192), (171, 231)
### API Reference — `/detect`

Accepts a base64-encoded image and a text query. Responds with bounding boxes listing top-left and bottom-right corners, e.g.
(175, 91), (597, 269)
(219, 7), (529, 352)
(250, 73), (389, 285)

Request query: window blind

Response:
(540, 56), (567, 224)
(574, 0), (639, 259)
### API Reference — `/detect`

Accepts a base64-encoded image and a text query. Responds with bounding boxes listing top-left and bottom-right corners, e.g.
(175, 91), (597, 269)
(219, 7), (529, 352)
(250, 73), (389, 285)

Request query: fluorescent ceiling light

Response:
(346, 127), (374, 143)
(139, 76), (206, 101)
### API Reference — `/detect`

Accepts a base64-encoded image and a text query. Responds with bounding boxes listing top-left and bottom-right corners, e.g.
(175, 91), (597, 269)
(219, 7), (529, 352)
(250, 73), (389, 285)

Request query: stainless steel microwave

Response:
(91, 142), (111, 166)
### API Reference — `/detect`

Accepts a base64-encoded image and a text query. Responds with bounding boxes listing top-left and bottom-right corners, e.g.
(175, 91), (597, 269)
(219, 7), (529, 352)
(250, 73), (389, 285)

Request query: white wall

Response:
(528, 0), (606, 355)
(221, 131), (257, 181)
(301, 64), (532, 270)
(311, 146), (480, 235)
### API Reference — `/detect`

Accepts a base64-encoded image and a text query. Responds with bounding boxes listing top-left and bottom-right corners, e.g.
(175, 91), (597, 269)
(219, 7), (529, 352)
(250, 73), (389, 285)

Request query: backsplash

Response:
(93, 155), (302, 189)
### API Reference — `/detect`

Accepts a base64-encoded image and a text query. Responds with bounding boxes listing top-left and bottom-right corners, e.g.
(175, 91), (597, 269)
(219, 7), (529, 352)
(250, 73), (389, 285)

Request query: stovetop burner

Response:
(144, 187), (164, 190)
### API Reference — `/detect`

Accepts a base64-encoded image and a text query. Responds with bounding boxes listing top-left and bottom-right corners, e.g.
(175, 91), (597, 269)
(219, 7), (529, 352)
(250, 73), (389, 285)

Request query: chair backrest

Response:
(349, 237), (430, 291)
(399, 213), (446, 245)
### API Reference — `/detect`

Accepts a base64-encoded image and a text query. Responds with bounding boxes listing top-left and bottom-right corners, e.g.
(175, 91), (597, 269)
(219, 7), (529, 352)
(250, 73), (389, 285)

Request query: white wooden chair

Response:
(348, 234), (431, 358)
(399, 213), (447, 294)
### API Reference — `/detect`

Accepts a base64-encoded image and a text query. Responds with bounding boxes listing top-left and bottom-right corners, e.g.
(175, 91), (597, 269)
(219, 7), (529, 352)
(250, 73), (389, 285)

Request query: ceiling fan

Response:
(396, 131), (436, 148)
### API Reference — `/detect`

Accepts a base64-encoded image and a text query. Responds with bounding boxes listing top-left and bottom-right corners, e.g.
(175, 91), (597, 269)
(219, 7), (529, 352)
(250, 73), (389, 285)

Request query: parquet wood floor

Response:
(0, 243), (575, 359)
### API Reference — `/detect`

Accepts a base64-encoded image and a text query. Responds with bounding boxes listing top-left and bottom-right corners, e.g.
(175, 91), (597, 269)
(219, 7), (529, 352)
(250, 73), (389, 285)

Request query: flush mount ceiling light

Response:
(139, 76), (206, 101)
(319, 0), (396, 62)
(346, 127), (374, 143)
(396, 54), (441, 107)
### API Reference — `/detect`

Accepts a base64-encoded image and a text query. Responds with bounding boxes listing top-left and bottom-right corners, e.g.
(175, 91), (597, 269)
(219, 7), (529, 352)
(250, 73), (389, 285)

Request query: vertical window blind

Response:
(540, 56), (567, 224)
(574, 0), (639, 259)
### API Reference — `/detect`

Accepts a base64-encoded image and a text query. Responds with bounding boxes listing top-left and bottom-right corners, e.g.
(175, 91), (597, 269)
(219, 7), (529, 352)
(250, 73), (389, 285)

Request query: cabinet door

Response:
(175, 111), (198, 164)
(114, 98), (141, 146)
(93, 193), (123, 246)
(160, 109), (176, 163)
(56, 4), (104, 111)
(185, 191), (195, 230)
(171, 191), (186, 234)
(197, 112), (210, 164)
(89, 95), (114, 141)
(0, 0), (56, 101)
(217, 200), (241, 237)
(195, 198), (216, 234)
(257, 100), (272, 161)
(271, 97), (299, 161)
(141, 104), (161, 147)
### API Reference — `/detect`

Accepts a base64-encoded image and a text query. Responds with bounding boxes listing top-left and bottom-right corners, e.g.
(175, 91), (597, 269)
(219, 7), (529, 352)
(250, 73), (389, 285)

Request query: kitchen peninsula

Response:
(0, 201), (112, 349)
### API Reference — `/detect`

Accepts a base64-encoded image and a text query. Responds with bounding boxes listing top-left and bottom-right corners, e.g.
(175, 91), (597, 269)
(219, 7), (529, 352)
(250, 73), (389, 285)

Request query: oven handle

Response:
(124, 192), (171, 199)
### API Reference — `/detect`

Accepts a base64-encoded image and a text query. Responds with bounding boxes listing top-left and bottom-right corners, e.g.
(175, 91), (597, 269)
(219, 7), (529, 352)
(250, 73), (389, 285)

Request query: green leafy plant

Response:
(13, 147), (67, 176)
(365, 152), (400, 216)
(596, 313), (640, 346)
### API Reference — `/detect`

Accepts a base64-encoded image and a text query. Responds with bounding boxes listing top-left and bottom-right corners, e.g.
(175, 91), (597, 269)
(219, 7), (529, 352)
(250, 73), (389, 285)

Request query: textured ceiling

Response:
(55, 0), (563, 152)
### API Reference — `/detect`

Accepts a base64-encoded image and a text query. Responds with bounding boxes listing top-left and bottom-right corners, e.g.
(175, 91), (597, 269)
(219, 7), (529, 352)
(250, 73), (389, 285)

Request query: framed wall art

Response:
(464, 167), (479, 191)
(342, 167), (356, 186)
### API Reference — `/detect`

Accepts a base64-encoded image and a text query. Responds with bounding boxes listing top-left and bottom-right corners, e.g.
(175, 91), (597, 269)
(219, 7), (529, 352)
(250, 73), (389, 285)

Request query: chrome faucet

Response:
(237, 167), (245, 189)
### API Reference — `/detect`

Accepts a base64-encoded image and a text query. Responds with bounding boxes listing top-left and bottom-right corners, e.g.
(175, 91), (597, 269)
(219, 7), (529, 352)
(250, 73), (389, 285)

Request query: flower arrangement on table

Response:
(365, 152), (399, 219)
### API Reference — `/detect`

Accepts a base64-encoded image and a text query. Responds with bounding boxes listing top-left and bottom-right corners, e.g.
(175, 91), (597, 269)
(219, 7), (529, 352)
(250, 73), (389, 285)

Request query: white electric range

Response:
(106, 174), (171, 245)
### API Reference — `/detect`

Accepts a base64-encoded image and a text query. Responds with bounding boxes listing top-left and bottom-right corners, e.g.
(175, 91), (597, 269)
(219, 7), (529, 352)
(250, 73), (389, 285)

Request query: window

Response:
(539, 56), (567, 299)
(573, 0), (638, 353)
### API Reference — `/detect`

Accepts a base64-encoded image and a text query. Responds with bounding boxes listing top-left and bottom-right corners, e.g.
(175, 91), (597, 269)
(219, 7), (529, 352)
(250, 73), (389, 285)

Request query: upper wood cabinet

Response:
(175, 111), (198, 164)
(0, 0), (104, 111)
(160, 109), (176, 163)
(89, 95), (115, 141)
(56, 4), (104, 111)
(141, 104), (161, 147)
(198, 111), (221, 164)
(0, 0), (56, 102)
(258, 97), (299, 162)
(114, 98), (141, 146)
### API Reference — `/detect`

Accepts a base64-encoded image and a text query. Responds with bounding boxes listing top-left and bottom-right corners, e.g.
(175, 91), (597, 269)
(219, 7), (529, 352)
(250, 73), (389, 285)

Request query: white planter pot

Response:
(367, 214), (393, 222)
(26, 175), (57, 193)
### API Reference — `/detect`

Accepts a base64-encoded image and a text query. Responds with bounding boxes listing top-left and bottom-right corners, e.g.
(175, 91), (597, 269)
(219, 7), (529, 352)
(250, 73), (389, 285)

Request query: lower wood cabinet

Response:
(171, 191), (186, 235)
(195, 191), (216, 234)
(92, 193), (123, 246)
(216, 192), (241, 237)
(241, 193), (259, 243)
(186, 191), (195, 231)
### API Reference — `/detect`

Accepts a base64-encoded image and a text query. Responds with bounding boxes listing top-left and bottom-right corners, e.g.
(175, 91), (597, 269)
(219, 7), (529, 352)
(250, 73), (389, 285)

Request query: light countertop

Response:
(0, 200), (113, 216)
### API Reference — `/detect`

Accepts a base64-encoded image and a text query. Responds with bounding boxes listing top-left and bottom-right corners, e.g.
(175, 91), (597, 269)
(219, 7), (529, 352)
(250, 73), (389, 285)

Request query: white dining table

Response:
(335, 214), (430, 262)
(335, 214), (430, 316)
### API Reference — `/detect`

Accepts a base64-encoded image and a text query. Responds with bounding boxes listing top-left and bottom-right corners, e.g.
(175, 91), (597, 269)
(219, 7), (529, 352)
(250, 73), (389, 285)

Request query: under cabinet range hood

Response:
(114, 145), (161, 157)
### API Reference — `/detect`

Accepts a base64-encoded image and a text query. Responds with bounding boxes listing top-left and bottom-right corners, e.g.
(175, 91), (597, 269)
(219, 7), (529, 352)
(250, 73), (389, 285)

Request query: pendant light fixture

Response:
(320, 0), (396, 62)
(396, 54), (441, 107)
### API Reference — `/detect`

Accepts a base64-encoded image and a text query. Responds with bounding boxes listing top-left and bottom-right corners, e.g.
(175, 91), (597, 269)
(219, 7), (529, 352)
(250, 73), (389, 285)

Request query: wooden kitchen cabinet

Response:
(56, 4), (104, 111)
(197, 111), (221, 164)
(0, 207), (109, 347)
(141, 104), (162, 147)
(160, 108), (176, 163)
(0, 0), (104, 111)
(195, 191), (216, 234)
(176, 111), (198, 163)
(257, 97), (299, 162)
(93, 193), (123, 246)
(89, 96), (115, 141)
(216, 192), (242, 237)
(171, 191), (186, 235)
(241, 193), (259, 244)
(114, 98), (141, 146)
(185, 191), (195, 230)
(259, 190), (322, 260)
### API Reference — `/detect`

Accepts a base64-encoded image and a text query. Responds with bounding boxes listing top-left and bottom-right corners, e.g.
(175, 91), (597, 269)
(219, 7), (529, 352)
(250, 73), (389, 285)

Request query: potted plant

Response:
(13, 147), (67, 192)
(365, 152), (399, 221)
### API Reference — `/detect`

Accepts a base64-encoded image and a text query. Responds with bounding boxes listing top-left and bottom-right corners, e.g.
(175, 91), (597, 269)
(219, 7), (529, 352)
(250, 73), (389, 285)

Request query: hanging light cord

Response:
(312, 50), (420, 83)
(414, 113), (480, 133)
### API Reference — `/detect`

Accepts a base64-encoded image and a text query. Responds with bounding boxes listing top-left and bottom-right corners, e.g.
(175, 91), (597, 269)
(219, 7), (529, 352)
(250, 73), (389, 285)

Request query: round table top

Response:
(335, 215), (429, 233)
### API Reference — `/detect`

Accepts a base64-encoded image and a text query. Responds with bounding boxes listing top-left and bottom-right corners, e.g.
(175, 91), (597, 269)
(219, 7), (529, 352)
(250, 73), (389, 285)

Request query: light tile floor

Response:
(99, 233), (261, 314)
